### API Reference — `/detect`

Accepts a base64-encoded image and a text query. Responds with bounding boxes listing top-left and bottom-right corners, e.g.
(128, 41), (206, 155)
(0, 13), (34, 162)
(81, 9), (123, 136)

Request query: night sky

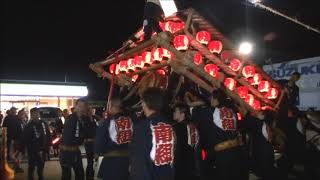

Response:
(1, 0), (320, 99)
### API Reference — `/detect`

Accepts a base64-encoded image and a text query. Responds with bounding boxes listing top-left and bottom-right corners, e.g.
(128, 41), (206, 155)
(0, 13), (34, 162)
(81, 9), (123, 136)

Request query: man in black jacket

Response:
(204, 89), (248, 180)
(2, 107), (19, 161)
(23, 108), (51, 180)
(59, 99), (88, 180)
(95, 96), (133, 180)
(173, 104), (199, 180)
(130, 87), (175, 180)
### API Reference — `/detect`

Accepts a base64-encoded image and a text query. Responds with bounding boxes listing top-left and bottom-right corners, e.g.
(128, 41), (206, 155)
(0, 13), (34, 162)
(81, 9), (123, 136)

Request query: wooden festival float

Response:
(89, 8), (285, 116)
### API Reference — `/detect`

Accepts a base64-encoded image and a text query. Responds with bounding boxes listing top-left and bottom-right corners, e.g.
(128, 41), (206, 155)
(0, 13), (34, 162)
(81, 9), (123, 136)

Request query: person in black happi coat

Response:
(59, 99), (88, 180)
(23, 108), (50, 180)
(173, 104), (199, 180)
(95, 96), (134, 180)
(130, 87), (175, 180)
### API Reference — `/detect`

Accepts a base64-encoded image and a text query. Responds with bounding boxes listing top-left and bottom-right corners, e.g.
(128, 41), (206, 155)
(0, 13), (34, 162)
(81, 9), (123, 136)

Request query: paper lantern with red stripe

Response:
(237, 86), (249, 99)
(171, 22), (184, 33)
(193, 52), (203, 66)
(134, 56), (144, 70)
(165, 21), (184, 34)
(163, 48), (173, 60)
(224, 78), (237, 91)
(221, 50), (233, 63)
(245, 94), (255, 106)
(196, 31), (211, 45)
(109, 64), (120, 75)
(208, 40), (223, 54)
(252, 99), (261, 110)
(173, 35), (190, 51)
(127, 58), (135, 72)
(258, 81), (271, 92)
(229, 58), (242, 72)
(142, 51), (154, 66)
(242, 65), (256, 78)
(249, 73), (262, 85)
(204, 64), (219, 78)
(265, 88), (279, 99)
(153, 48), (164, 63)
(119, 60), (128, 73)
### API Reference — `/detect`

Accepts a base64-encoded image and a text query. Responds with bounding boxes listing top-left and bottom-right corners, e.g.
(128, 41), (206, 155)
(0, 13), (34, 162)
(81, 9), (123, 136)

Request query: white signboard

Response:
(263, 56), (320, 110)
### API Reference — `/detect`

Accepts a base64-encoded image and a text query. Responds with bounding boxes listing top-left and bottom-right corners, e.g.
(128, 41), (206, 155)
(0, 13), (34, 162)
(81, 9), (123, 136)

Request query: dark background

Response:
(1, 0), (320, 99)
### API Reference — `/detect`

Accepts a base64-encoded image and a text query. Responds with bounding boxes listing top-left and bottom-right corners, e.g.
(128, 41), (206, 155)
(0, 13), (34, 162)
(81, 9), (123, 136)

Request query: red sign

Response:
(151, 123), (174, 166)
(187, 124), (198, 147)
(115, 117), (133, 144)
(220, 107), (236, 131)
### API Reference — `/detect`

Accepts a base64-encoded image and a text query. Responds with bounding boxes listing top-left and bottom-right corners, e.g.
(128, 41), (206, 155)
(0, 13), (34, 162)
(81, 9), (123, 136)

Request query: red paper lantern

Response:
(109, 64), (120, 75)
(224, 78), (237, 91)
(119, 60), (128, 73)
(237, 86), (249, 99)
(171, 22), (184, 33)
(163, 48), (172, 60)
(265, 88), (279, 99)
(173, 35), (190, 51)
(229, 58), (242, 72)
(142, 51), (154, 66)
(221, 50), (233, 63)
(252, 99), (261, 110)
(157, 69), (166, 76)
(165, 21), (184, 33)
(196, 31), (211, 45)
(258, 81), (271, 92)
(153, 48), (164, 63)
(134, 56), (144, 69)
(193, 52), (203, 65)
(249, 73), (262, 85)
(245, 94), (255, 106)
(242, 65), (256, 78)
(127, 58), (135, 72)
(132, 75), (139, 82)
(208, 40), (223, 54)
(204, 64), (219, 78)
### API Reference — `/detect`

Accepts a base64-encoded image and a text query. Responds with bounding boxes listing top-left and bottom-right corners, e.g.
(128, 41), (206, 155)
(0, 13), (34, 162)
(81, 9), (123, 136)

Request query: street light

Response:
(238, 42), (253, 55)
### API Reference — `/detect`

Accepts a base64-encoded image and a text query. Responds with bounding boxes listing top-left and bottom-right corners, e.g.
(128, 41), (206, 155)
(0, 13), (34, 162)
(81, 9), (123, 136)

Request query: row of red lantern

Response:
(110, 69), (166, 82)
(223, 77), (279, 99)
(222, 78), (279, 110)
(109, 48), (173, 74)
(171, 31), (223, 54)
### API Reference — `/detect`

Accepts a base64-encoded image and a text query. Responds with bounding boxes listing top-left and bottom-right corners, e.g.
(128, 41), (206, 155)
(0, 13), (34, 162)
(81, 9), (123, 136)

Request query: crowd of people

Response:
(0, 72), (319, 180)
